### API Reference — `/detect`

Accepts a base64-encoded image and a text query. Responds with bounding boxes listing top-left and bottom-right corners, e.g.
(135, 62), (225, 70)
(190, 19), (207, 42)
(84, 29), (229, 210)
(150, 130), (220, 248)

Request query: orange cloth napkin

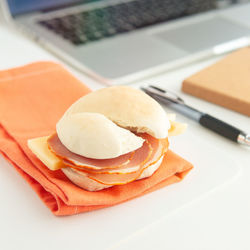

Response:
(0, 62), (193, 216)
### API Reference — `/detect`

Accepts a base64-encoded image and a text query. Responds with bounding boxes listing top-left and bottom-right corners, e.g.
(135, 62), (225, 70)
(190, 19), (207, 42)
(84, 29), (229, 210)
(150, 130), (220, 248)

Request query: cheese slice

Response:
(167, 113), (176, 121)
(167, 113), (187, 136)
(168, 121), (187, 136)
(28, 136), (64, 171)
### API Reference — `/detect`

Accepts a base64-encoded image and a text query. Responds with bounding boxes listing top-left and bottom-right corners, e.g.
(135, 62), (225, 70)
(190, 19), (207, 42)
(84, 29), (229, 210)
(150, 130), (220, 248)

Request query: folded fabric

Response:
(0, 62), (193, 216)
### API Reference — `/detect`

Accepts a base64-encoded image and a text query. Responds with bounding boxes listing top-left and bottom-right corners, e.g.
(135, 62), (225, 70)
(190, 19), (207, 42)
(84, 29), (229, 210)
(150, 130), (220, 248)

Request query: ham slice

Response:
(73, 135), (169, 185)
(63, 135), (154, 174)
(48, 132), (169, 185)
(47, 133), (134, 170)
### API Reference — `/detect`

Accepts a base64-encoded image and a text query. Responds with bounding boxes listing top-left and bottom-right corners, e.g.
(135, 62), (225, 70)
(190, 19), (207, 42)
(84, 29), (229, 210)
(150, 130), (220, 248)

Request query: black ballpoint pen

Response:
(141, 85), (250, 146)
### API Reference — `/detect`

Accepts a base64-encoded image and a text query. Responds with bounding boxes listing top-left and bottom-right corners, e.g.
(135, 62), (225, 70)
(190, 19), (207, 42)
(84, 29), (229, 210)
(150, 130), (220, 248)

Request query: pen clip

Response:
(142, 85), (185, 104)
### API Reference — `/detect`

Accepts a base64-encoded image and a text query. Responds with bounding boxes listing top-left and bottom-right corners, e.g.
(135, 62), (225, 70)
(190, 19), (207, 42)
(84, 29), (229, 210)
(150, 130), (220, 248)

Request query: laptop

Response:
(2, 0), (250, 84)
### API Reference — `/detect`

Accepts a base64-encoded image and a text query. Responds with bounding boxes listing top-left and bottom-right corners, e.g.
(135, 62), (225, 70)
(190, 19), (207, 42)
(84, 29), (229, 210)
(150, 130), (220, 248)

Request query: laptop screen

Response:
(7, 0), (90, 16)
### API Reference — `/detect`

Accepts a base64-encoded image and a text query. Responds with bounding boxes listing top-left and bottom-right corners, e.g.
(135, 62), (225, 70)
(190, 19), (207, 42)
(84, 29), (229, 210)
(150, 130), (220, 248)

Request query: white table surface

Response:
(0, 18), (249, 250)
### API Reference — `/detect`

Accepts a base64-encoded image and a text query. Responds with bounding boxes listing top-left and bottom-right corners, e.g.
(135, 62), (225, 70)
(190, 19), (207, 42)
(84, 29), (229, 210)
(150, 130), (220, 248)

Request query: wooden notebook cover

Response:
(182, 47), (250, 116)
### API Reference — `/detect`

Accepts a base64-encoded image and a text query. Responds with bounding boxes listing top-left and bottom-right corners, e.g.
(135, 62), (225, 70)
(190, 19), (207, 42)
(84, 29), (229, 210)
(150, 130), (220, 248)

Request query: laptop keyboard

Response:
(38, 0), (215, 45)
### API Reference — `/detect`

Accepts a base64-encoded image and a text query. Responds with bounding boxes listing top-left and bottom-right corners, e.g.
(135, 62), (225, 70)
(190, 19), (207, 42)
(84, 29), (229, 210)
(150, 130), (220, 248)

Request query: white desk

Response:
(0, 20), (249, 250)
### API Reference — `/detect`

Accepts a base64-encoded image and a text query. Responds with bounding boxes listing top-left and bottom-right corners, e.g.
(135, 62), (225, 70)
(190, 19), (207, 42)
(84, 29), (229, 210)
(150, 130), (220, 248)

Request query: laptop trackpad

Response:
(155, 17), (250, 52)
